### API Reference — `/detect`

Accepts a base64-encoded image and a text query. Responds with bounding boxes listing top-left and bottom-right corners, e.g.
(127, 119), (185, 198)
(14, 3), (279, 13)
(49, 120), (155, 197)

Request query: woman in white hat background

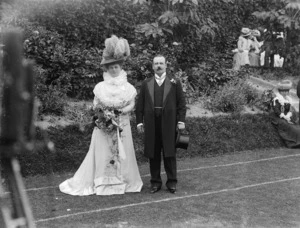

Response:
(59, 35), (143, 196)
(249, 29), (261, 66)
(272, 80), (300, 148)
(232, 27), (252, 70)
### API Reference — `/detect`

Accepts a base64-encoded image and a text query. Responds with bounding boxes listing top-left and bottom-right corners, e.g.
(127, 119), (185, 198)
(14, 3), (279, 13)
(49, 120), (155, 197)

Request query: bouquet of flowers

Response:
(92, 101), (129, 135)
(93, 106), (122, 134)
(92, 102), (128, 161)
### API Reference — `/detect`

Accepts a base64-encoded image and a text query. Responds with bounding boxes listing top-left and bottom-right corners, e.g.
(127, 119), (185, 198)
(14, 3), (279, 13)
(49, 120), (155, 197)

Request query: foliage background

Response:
(0, 0), (282, 101)
(1, 0), (299, 177)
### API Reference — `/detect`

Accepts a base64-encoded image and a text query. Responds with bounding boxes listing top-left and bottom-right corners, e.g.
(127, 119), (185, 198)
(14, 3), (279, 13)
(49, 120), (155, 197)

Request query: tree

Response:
(129, 0), (227, 41)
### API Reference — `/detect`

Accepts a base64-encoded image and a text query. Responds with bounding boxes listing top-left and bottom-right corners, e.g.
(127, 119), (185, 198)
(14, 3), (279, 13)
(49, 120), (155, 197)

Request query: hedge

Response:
(4, 113), (285, 177)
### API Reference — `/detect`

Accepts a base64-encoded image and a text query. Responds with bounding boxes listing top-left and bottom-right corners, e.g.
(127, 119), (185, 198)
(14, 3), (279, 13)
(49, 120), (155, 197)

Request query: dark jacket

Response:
(136, 75), (186, 158)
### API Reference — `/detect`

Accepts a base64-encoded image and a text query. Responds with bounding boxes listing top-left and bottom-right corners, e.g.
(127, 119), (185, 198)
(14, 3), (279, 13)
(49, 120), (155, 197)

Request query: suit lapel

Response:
(163, 76), (172, 107)
(147, 77), (155, 108)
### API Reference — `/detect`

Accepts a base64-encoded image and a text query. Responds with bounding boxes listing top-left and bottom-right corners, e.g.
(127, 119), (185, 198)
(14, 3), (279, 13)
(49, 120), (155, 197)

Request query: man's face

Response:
(153, 56), (167, 76)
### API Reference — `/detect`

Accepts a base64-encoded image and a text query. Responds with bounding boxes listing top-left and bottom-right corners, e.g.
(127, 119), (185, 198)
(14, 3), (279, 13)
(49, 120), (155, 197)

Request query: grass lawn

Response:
(2, 148), (300, 227)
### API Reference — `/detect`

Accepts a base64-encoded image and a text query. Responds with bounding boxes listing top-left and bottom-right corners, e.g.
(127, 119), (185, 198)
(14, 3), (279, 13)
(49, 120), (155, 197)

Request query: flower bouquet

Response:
(94, 105), (124, 135)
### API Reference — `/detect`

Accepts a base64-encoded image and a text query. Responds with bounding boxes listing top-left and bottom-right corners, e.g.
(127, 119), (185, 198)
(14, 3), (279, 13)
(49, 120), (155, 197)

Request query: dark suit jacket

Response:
(136, 75), (186, 158)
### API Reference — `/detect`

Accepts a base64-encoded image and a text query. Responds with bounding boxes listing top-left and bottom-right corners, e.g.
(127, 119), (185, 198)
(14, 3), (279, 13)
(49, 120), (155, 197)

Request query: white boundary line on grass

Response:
(35, 175), (300, 223)
(3, 152), (300, 194)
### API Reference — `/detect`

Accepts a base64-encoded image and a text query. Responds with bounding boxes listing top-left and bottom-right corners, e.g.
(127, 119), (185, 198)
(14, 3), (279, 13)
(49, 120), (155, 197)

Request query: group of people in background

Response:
(233, 27), (284, 70)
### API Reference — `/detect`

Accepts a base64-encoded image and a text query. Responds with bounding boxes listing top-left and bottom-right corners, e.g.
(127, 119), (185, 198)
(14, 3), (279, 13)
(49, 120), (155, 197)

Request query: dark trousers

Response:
(150, 112), (177, 188)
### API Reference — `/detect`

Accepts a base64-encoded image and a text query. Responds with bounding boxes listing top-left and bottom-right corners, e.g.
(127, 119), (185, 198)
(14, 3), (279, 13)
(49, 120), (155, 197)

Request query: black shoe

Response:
(167, 187), (176, 194)
(150, 186), (161, 194)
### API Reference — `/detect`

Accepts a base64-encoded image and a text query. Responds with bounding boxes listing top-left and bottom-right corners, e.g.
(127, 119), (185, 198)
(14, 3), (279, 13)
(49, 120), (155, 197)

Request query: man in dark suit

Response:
(136, 55), (186, 194)
(297, 79), (300, 123)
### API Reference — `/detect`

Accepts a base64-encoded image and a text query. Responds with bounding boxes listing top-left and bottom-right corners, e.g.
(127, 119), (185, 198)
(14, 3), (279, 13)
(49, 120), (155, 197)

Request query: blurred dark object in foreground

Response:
(0, 28), (36, 228)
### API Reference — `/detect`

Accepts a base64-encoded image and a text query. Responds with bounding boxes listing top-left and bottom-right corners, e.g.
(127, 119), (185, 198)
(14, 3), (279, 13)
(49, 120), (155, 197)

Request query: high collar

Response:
(155, 72), (166, 79)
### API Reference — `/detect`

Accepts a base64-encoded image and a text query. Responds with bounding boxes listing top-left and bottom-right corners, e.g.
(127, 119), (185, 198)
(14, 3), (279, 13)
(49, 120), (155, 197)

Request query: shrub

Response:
(23, 28), (103, 99)
(9, 113), (285, 176)
(205, 77), (258, 113)
(34, 65), (68, 116)
(185, 114), (284, 158)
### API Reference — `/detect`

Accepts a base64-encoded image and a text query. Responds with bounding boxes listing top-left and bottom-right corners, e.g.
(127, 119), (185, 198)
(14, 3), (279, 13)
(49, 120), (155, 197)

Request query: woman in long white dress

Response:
(232, 28), (252, 70)
(59, 35), (143, 195)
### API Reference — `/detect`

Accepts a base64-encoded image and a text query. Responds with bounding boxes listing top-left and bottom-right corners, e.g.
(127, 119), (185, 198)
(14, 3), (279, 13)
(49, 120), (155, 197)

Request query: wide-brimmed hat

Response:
(100, 35), (130, 66)
(176, 130), (189, 150)
(100, 57), (124, 66)
(277, 80), (292, 91)
(241, 28), (251, 36)
(251, 29), (261, 37)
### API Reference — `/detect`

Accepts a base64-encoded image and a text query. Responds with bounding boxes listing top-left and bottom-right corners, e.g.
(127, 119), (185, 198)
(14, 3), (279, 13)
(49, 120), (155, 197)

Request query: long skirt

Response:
(59, 114), (143, 195)
(272, 117), (300, 149)
(249, 52), (260, 66)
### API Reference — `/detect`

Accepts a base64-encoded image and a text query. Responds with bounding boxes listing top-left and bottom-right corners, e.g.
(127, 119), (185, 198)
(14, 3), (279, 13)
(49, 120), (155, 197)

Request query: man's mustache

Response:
(156, 67), (162, 70)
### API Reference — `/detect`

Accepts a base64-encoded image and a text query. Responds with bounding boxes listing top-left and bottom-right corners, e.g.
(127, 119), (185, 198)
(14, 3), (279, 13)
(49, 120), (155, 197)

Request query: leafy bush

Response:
(10, 113), (284, 176)
(23, 27), (103, 99)
(1, 0), (285, 101)
(186, 114), (284, 158)
(205, 77), (259, 113)
(34, 65), (68, 116)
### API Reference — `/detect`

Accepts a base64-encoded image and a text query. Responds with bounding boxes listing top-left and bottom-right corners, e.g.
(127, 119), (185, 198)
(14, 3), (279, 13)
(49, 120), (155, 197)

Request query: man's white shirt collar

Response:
(155, 72), (166, 86)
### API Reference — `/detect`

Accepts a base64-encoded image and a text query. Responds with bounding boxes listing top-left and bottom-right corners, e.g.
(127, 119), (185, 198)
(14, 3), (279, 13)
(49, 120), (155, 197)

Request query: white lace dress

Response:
(59, 70), (143, 195)
(233, 36), (251, 70)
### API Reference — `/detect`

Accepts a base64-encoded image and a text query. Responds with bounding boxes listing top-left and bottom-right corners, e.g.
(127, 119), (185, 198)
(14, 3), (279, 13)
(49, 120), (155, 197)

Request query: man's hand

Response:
(137, 124), (144, 134)
(177, 122), (185, 130)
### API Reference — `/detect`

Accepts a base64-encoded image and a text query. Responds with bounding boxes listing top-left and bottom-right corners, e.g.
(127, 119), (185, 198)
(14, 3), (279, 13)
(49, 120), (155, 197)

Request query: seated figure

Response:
(271, 80), (300, 148)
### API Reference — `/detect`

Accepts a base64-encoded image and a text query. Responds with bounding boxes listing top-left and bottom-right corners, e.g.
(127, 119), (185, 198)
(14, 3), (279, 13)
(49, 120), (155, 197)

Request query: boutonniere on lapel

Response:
(170, 78), (177, 84)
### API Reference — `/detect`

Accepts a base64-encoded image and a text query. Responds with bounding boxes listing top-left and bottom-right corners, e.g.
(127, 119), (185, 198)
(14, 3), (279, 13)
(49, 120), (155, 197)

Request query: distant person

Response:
(232, 28), (252, 70)
(261, 31), (284, 67)
(272, 80), (300, 148)
(249, 29), (261, 66)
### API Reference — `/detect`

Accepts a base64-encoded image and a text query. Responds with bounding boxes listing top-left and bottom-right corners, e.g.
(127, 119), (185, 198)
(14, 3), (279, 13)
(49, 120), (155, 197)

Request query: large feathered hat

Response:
(100, 35), (130, 66)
